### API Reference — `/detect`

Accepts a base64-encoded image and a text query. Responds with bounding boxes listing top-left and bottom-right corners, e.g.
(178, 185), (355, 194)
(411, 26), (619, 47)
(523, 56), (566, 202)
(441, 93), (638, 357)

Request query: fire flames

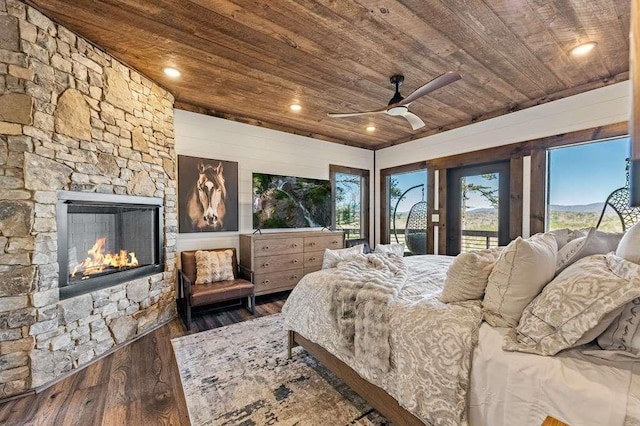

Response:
(71, 237), (139, 279)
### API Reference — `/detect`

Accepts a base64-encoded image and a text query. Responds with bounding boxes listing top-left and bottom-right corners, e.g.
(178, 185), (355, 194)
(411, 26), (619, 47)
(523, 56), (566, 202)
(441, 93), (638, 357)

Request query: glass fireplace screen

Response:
(66, 204), (158, 284)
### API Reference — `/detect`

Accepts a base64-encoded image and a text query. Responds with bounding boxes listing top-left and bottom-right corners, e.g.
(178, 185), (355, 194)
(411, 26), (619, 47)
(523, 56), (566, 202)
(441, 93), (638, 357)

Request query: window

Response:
(547, 137), (631, 232)
(330, 165), (370, 241)
(383, 168), (428, 254)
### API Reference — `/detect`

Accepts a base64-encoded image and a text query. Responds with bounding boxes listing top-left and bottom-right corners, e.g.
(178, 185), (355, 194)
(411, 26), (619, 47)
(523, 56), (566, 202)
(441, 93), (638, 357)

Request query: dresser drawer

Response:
(304, 235), (343, 251)
(254, 238), (303, 258)
(253, 253), (303, 273)
(254, 269), (303, 294)
(304, 250), (325, 269)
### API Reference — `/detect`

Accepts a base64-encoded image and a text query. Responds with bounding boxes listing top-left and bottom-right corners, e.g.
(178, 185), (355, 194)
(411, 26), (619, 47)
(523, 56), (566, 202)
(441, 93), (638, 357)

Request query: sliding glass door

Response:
(447, 161), (510, 255)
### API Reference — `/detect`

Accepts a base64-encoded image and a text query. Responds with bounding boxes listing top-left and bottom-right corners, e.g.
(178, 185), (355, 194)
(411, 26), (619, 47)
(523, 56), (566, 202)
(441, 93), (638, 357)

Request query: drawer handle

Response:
(293, 259), (298, 263)
(310, 242), (316, 246)
(263, 246), (269, 250)
(310, 257), (316, 261)
(292, 275), (298, 280)
(263, 279), (270, 285)
(264, 262), (270, 267)
(292, 243), (297, 248)
(332, 240), (338, 244)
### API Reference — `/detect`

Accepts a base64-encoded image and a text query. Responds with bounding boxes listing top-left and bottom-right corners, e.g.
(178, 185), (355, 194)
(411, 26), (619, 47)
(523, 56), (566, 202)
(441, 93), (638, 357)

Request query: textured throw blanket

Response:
(330, 253), (408, 372)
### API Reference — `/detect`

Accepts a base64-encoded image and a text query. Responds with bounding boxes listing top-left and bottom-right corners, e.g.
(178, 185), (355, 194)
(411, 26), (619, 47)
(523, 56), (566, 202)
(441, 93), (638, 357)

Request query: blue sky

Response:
(389, 136), (630, 212)
(548, 137), (630, 206)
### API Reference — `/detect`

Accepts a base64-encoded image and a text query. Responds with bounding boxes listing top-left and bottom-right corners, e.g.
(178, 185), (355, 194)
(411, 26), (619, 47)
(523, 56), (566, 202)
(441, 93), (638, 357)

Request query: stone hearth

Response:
(0, 0), (177, 397)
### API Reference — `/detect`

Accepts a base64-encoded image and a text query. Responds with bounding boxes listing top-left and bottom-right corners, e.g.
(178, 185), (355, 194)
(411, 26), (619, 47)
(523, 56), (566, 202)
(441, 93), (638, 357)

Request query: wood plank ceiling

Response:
(26, 0), (631, 149)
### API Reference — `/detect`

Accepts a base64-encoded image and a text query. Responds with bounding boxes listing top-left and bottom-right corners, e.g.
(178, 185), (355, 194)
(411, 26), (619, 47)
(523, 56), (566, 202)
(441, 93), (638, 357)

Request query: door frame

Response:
(446, 161), (511, 255)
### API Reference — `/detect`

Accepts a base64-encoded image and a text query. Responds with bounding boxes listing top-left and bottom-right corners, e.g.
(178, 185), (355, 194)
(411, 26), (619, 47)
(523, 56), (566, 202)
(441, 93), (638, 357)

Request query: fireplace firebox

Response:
(56, 191), (164, 299)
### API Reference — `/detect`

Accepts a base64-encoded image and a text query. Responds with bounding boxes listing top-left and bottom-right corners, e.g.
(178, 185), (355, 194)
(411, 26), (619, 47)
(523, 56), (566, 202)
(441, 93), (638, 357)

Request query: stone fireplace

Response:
(0, 0), (177, 397)
(56, 191), (164, 298)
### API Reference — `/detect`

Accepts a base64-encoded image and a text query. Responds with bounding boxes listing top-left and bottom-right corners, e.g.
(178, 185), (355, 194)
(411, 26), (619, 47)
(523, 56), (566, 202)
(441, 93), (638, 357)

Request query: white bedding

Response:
(469, 324), (640, 426)
(284, 255), (640, 425)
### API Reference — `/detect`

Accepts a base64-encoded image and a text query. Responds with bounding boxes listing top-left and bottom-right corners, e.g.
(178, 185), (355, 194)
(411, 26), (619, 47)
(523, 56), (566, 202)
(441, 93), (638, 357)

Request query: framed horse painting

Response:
(178, 155), (239, 233)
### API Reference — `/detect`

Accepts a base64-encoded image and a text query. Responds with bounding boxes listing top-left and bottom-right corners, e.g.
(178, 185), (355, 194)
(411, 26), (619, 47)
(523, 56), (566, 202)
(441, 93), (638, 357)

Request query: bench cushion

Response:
(191, 279), (254, 306)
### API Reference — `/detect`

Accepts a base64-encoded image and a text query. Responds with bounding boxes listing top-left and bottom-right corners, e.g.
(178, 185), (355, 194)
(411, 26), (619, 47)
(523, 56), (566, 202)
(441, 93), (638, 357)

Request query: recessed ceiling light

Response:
(366, 126), (376, 132)
(163, 67), (181, 78)
(570, 42), (597, 57)
(289, 104), (302, 112)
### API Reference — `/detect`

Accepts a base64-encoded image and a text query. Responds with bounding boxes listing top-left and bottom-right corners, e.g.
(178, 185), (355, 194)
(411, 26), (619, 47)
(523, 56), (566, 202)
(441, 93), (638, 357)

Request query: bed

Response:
(282, 255), (640, 426)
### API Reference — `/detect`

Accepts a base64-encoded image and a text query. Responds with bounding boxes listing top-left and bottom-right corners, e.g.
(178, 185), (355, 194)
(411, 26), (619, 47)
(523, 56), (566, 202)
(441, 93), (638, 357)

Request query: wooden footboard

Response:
(287, 330), (424, 425)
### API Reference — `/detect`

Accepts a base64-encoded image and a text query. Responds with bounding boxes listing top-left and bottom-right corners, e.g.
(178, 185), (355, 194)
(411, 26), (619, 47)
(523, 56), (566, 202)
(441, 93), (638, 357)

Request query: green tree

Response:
(461, 173), (498, 228)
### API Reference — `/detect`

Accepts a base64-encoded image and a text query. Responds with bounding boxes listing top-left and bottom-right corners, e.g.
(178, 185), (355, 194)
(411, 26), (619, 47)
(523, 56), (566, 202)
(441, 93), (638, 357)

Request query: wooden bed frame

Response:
(287, 330), (567, 426)
(287, 330), (425, 425)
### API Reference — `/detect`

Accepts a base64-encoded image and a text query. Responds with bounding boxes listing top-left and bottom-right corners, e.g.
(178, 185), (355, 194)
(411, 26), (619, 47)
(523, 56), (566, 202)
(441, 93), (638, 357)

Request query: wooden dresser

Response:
(239, 231), (345, 296)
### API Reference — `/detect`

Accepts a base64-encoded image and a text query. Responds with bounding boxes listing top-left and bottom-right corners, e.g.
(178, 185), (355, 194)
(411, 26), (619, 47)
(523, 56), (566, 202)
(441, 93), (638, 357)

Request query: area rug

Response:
(171, 313), (388, 425)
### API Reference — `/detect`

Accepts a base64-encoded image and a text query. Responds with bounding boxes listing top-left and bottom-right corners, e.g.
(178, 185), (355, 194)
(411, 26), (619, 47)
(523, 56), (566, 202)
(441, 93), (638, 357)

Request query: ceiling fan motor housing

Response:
(388, 74), (405, 105)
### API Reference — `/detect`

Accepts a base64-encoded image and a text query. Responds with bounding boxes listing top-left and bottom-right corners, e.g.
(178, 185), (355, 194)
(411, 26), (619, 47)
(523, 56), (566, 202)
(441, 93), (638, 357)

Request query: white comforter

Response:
(283, 255), (640, 426)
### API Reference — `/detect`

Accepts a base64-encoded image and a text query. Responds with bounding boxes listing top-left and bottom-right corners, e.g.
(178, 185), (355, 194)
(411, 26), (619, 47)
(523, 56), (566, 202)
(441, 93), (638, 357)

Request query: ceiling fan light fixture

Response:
(289, 104), (302, 112)
(163, 67), (181, 78)
(570, 42), (597, 56)
(366, 125), (376, 132)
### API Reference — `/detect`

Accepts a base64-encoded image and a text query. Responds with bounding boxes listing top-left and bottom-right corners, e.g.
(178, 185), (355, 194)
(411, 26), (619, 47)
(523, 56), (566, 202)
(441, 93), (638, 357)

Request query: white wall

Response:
(374, 81), (631, 244)
(174, 110), (374, 252)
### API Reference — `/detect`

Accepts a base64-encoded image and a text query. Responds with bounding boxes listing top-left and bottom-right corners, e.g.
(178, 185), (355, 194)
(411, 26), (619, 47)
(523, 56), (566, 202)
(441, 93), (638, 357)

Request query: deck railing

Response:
(461, 229), (499, 252)
(345, 228), (498, 254)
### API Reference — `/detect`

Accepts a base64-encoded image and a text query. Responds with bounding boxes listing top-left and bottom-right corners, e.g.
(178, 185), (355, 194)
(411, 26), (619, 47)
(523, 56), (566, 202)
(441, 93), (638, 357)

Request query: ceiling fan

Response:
(326, 71), (462, 130)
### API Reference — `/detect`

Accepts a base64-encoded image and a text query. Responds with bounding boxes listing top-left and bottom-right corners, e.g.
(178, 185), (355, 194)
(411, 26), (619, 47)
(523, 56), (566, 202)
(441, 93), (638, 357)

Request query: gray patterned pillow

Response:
(503, 254), (640, 356)
(441, 246), (503, 303)
(195, 250), (235, 284)
(595, 297), (640, 359)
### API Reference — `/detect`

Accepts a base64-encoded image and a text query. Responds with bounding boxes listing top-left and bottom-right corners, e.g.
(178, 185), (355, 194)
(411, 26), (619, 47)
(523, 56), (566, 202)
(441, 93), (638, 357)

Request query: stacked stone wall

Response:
(0, 0), (177, 396)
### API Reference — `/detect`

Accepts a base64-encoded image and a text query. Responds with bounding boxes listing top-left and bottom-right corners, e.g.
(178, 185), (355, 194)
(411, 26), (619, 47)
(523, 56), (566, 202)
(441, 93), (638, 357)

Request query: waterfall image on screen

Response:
(253, 173), (331, 229)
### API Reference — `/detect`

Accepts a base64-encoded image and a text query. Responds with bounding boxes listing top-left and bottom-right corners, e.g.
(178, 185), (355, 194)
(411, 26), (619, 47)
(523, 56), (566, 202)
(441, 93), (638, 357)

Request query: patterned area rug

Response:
(171, 313), (388, 425)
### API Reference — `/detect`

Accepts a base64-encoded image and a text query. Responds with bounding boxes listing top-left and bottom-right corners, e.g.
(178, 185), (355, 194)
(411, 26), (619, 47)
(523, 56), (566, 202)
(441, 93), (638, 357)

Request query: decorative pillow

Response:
(322, 244), (364, 269)
(374, 243), (404, 257)
(556, 227), (625, 274)
(616, 221), (640, 264)
(195, 250), (235, 284)
(595, 297), (640, 359)
(482, 233), (557, 327)
(502, 254), (640, 356)
(441, 246), (503, 303)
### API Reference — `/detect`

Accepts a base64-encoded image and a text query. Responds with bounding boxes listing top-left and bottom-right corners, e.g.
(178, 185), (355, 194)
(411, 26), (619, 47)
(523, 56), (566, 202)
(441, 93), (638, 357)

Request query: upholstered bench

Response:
(178, 248), (255, 330)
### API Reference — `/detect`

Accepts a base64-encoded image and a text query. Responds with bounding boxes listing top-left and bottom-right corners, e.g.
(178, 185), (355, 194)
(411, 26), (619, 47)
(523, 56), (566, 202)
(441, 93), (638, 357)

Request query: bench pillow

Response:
(195, 250), (235, 284)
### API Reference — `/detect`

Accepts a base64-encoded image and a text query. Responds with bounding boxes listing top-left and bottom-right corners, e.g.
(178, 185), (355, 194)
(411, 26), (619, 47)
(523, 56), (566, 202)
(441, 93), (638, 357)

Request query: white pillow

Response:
(441, 247), (503, 303)
(195, 250), (235, 284)
(322, 244), (364, 269)
(482, 233), (558, 327)
(616, 221), (640, 264)
(374, 243), (404, 257)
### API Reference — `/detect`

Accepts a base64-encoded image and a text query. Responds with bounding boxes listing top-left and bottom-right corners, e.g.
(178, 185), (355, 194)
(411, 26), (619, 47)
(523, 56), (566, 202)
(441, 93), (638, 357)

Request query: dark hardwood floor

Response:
(0, 293), (288, 426)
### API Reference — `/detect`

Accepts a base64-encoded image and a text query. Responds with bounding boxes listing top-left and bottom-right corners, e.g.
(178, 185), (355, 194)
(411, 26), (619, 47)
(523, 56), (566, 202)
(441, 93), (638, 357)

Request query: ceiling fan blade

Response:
(402, 112), (426, 130)
(326, 109), (386, 118)
(398, 71), (462, 106)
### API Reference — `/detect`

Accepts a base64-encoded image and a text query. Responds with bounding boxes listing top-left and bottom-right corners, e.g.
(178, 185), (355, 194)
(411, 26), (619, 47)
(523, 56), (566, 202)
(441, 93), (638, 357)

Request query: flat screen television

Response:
(253, 173), (331, 229)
